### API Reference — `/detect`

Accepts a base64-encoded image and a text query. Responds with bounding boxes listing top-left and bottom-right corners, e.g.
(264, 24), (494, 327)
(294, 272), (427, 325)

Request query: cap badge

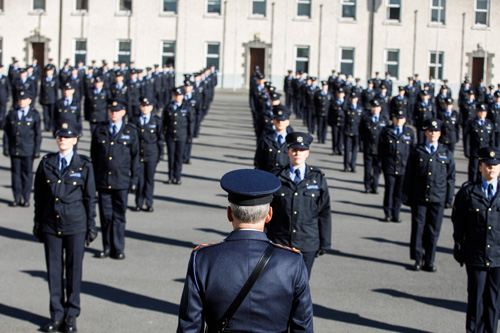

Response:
(432, 121), (437, 127)
(112, 101), (118, 107)
(491, 151), (496, 158)
(297, 136), (304, 143)
(62, 123), (68, 129)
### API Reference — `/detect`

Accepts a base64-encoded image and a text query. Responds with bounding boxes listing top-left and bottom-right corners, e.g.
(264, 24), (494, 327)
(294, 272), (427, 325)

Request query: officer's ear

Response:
(264, 206), (273, 224)
(227, 206), (234, 223)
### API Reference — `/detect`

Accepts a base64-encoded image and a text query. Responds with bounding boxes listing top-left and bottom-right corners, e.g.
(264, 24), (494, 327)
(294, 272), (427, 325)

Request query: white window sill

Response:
(72, 10), (88, 16)
(427, 22), (446, 28)
(29, 9), (46, 15)
(204, 13), (222, 19)
(159, 12), (177, 17)
(115, 11), (132, 17)
(338, 17), (356, 24)
(383, 20), (402, 26)
(471, 24), (490, 31)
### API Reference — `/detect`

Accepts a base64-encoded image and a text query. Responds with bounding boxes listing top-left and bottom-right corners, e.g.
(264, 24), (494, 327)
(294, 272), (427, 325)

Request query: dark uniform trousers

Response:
(42, 104), (56, 131)
(329, 101), (345, 155)
(136, 162), (156, 208)
(344, 135), (359, 170)
(11, 156), (34, 202)
(98, 189), (128, 253)
(383, 174), (405, 219)
(363, 154), (382, 192)
(167, 138), (186, 181)
(466, 119), (494, 182)
(410, 202), (445, 263)
(466, 266), (500, 333)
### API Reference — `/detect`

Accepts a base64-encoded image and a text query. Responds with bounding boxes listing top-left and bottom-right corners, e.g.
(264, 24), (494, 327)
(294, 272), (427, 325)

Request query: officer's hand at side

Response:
(33, 224), (43, 243)
(316, 249), (327, 258)
(129, 184), (137, 193)
(464, 153), (470, 159)
(33, 152), (40, 159)
(453, 243), (464, 266)
(3, 151), (9, 157)
(86, 227), (98, 246)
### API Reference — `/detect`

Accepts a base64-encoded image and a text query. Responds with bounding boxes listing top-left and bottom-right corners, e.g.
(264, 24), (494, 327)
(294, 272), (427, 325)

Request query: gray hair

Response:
(229, 203), (270, 224)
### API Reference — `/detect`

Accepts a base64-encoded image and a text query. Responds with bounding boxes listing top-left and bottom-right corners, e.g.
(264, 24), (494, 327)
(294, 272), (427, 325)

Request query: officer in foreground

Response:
(177, 169), (313, 332)
(266, 132), (332, 278)
(33, 122), (97, 333)
(452, 147), (500, 333)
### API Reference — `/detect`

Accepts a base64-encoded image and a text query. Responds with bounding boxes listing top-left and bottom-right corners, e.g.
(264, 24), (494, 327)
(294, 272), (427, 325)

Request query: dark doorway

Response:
(250, 48), (265, 80)
(471, 57), (484, 88)
(32, 42), (45, 70)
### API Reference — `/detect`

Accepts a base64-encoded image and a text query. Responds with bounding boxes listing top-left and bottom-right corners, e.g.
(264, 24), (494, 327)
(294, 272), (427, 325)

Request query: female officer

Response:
(33, 121), (97, 333)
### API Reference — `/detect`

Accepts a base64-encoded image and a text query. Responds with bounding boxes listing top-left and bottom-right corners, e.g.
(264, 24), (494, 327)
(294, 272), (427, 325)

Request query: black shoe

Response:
(144, 206), (154, 212)
(133, 206), (141, 212)
(164, 179), (172, 184)
(423, 263), (437, 272)
(64, 316), (77, 333)
(445, 202), (451, 209)
(350, 169), (356, 173)
(370, 189), (379, 194)
(175, 180), (182, 185)
(413, 260), (422, 271)
(391, 217), (402, 223)
(21, 201), (30, 207)
(343, 168), (348, 172)
(97, 250), (110, 258)
(363, 189), (369, 193)
(43, 320), (62, 332)
(112, 252), (125, 260)
(9, 201), (18, 207)
(382, 216), (391, 222)
(183, 159), (191, 164)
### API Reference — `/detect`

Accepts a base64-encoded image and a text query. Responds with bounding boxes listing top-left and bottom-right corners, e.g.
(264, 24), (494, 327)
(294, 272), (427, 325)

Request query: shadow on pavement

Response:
(373, 288), (466, 313)
(0, 303), (47, 329)
(363, 237), (453, 255)
(125, 230), (197, 249)
(313, 303), (430, 332)
(153, 194), (226, 210)
(0, 225), (37, 242)
(327, 249), (408, 268)
(195, 228), (229, 238)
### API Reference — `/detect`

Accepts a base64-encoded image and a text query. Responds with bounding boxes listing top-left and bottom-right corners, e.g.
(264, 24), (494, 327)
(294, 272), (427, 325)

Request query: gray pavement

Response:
(0, 91), (471, 332)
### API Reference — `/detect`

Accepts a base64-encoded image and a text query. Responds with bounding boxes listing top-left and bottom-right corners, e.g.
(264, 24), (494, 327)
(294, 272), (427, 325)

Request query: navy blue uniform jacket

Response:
(3, 107), (42, 156)
(177, 230), (313, 332)
(34, 153), (97, 236)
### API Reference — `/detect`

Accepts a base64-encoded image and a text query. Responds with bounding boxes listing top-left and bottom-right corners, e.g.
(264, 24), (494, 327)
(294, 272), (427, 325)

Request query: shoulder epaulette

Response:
(461, 180), (474, 188)
(79, 155), (91, 162)
(308, 166), (325, 176)
(43, 152), (58, 159)
(126, 122), (137, 129)
(271, 242), (301, 254)
(192, 242), (221, 252)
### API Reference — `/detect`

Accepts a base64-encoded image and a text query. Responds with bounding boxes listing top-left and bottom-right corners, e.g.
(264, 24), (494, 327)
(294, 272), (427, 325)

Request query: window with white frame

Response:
(76, 0), (88, 11)
(207, 0), (221, 14)
(117, 40), (132, 65)
(118, 0), (132, 13)
(341, 0), (356, 19)
(429, 51), (444, 80)
(386, 0), (401, 22)
(340, 48), (355, 76)
(295, 46), (310, 73)
(161, 41), (176, 67)
(475, 0), (490, 26)
(74, 39), (87, 65)
(430, 0), (445, 24)
(385, 49), (399, 79)
(33, 0), (46, 11)
(163, 0), (177, 13)
(0, 0), (4, 12)
(252, 0), (266, 16)
(206, 42), (220, 70)
(297, 0), (311, 18)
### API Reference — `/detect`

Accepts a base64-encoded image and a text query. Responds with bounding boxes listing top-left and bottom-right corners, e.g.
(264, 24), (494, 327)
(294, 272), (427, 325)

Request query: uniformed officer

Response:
(66, 67), (84, 108)
(87, 76), (108, 132)
(328, 88), (346, 155)
(403, 119), (455, 272)
(8, 58), (20, 105)
(343, 91), (363, 172)
(361, 80), (376, 112)
(314, 81), (332, 144)
(3, 90), (42, 206)
(142, 67), (157, 110)
(162, 87), (193, 185)
(390, 86), (409, 116)
(266, 132), (332, 277)
(13, 68), (36, 108)
(90, 99), (139, 260)
(0, 63), (12, 129)
(383, 72), (393, 97)
(128, 69), (141, 118)
(33, 122), (97, 333)
(465, 104), (494, 182)
(375, 84), (391, 119)
(452, 147), (500, 333)
(110, 71), (129, 114)
(182, 79), (197, 164)
(438, 97), (460, 155)
(476, 78), (487, 104)
(283, 70), (294, 108)
(404, 77), (418, 124)
(292, 71), (305, 119)
(54, 83), (81, 135)
(302, 77), (318, 134)
(379, 109), (415, 222)
(254, 105), (292, 172)
(488, 91), (500, 147)
(352, 78), (363, 98)
(435, 85), (450, 117)
(39, 65), (59, 132)
(415, 90), (436, 144)
(461, 90), (477, 149)
(130, 97), (164, 212)
(360, 99), (389, 194)
(177, 169), (313, 332)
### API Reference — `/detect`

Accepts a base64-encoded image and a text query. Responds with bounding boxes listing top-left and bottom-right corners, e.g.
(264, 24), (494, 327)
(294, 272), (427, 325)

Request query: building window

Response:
(295, 46), (309, 73)
(161, 41), (176, 66)
(430, 0), (445, 24)
(33, 0), (46, 11)
(0, 0), (4, 12)
(163, 0), (177, 13)
(385, 49), (399, 79)
(341, 0), (356, 19)
(252, 0), (266, 16)
(117, 40), (132, 65)
(74, 39), (87, 65)
(429, 51), (444, 80)
(119, 0), (132, 12)
(76, 0), (88, 11)
(207, 0), (221, 14)
(475, 0), (490, 26)
(297, 0), (311, 18)
(339, 48), (355, 77)
(386, 0), (401, 22)
(206, 42), (220, 70)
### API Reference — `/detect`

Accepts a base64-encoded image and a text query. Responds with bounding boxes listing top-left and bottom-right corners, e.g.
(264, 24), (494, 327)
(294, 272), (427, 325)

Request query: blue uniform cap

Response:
(64, 82), (74, 90)
(445, 98), (454, 104)
(479, 147), (500, 165)
(220, 169), (281, 206)
(55, 122), (80, 138)
(286, 132), (313, 150)
(107, 99), (125, 111)
(370, 99), (381, 107)
(272, 105), (291, 120)
(391, 109), (406, 119)
(270, 92), (282, 101)
(172, 87), (184, 96)
(140, 97), (153, 106)
(422, 118), (442, 131)
(18, 90), (33, 100)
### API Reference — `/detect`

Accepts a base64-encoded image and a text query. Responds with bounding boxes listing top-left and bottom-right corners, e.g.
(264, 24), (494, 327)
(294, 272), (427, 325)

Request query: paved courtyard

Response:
(0, 91), (471, 332)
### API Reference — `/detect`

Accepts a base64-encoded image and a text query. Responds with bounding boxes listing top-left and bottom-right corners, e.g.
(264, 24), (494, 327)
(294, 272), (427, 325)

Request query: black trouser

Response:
(184, 138), (193, 162)
(344, 135), (358, 170)
(331, 125), (343, 154)
(301, 251), (316, 280)
(382, 173), (404, 219)
(466, 265), (500, 333)
(98, 189), (128, 254)
(10, 155), (34, 203)
(166, 136), (186, 181)
(44, 232), (86, 322)
(306, 107), (315, 134)
(129, 105), (140, 119)
(285, 92), (293, 108)
(417, 129), (425, 145)
(42, 104), (56, 131)
(363, 153), (381, 192)
(495, 131), (500, 148)
(293, 97), (302, 118)
(316, 116), (327, 143)
(468, 157), (479, 182)
(0, 100), (7, 129)
(409, 201), (445, 264)
(136, 161), (157, 208)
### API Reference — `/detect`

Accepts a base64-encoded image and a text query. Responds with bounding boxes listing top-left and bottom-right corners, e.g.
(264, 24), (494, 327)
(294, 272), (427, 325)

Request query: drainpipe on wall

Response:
(58, 0), (63, 67)
(317, 4), (323, 79)
(412, 10), (417, 75)
(270, 2), (275, 83)
(221, 1), (228, 89)
(367, 0), (375, 78)
(459, 13), (466, 83)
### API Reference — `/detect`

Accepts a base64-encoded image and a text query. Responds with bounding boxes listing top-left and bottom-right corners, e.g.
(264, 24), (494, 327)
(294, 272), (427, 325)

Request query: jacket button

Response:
(425, 198), (429, 201)
(56, 215), (60, 218)
(293, 211), (297, 215)
(428, 172), (432, 175)
(55, 198), (59, 201)
(109, 157), (112, 160)
(108, 172), (112, 175)
(487, 263), (490, 266)
(294, 192), (298, 196)
(108, 186), (112, 189)
(429, 159), (432, 162)
(395, 171), (398, 175)
(281, 193), (285, 196)
(477, 209), (480, 212)
(277, 150), (281, 153)
(487, 244), (491, 248)
(57, 180), (61, 183)
(489, 208), (492, 211)
(312, 194), (315, 197)
(293, 229), (296, 233)
(111, 142), (114, 145)
(489, 226), (492, 230)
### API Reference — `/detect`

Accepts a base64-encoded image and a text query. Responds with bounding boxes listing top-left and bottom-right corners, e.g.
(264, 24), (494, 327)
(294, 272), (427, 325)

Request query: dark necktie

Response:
(112, 125), (118, 137)
(430, 145), (435, 154)
(142, 116), (147, 126)
(277, 134), (283, 145)
(60, 158), (68, 173)
(488, 184), (494, 201)
(396, 127), (401, 137)
(65, 99), (70, 106)
(294, 169), (301, 184)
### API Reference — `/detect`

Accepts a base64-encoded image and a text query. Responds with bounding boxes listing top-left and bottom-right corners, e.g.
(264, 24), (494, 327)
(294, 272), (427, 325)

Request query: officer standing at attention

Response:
(379, 109), (415, 222)
(328, 88), (346, 155)
(437, 97), (460, 155)
(131, 97), (164, 212)
(87, 76), (108, 132)
(283, 70), (294, 109)
(465, 104), (494, 182)
(162, 87), (193, 185)
(452, 147), (500, 333)
(314, 80), (333, 144)
(343, 91), (363, 172)
(177, 168), (313, 332)
(0, 63), (12, 129)
(90, 99), (139, 260)
(39, 64), (59, 132)
(182, 78), (197, 165)
(54, 83), (81, 135)
(266, 132), (332, 278)
(403, 119), (455, 272)
(360, 99), (389, 194)
(33, 122), (97, 333)
(488, 91), (500, 148)
(3, 90), (42, 207)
